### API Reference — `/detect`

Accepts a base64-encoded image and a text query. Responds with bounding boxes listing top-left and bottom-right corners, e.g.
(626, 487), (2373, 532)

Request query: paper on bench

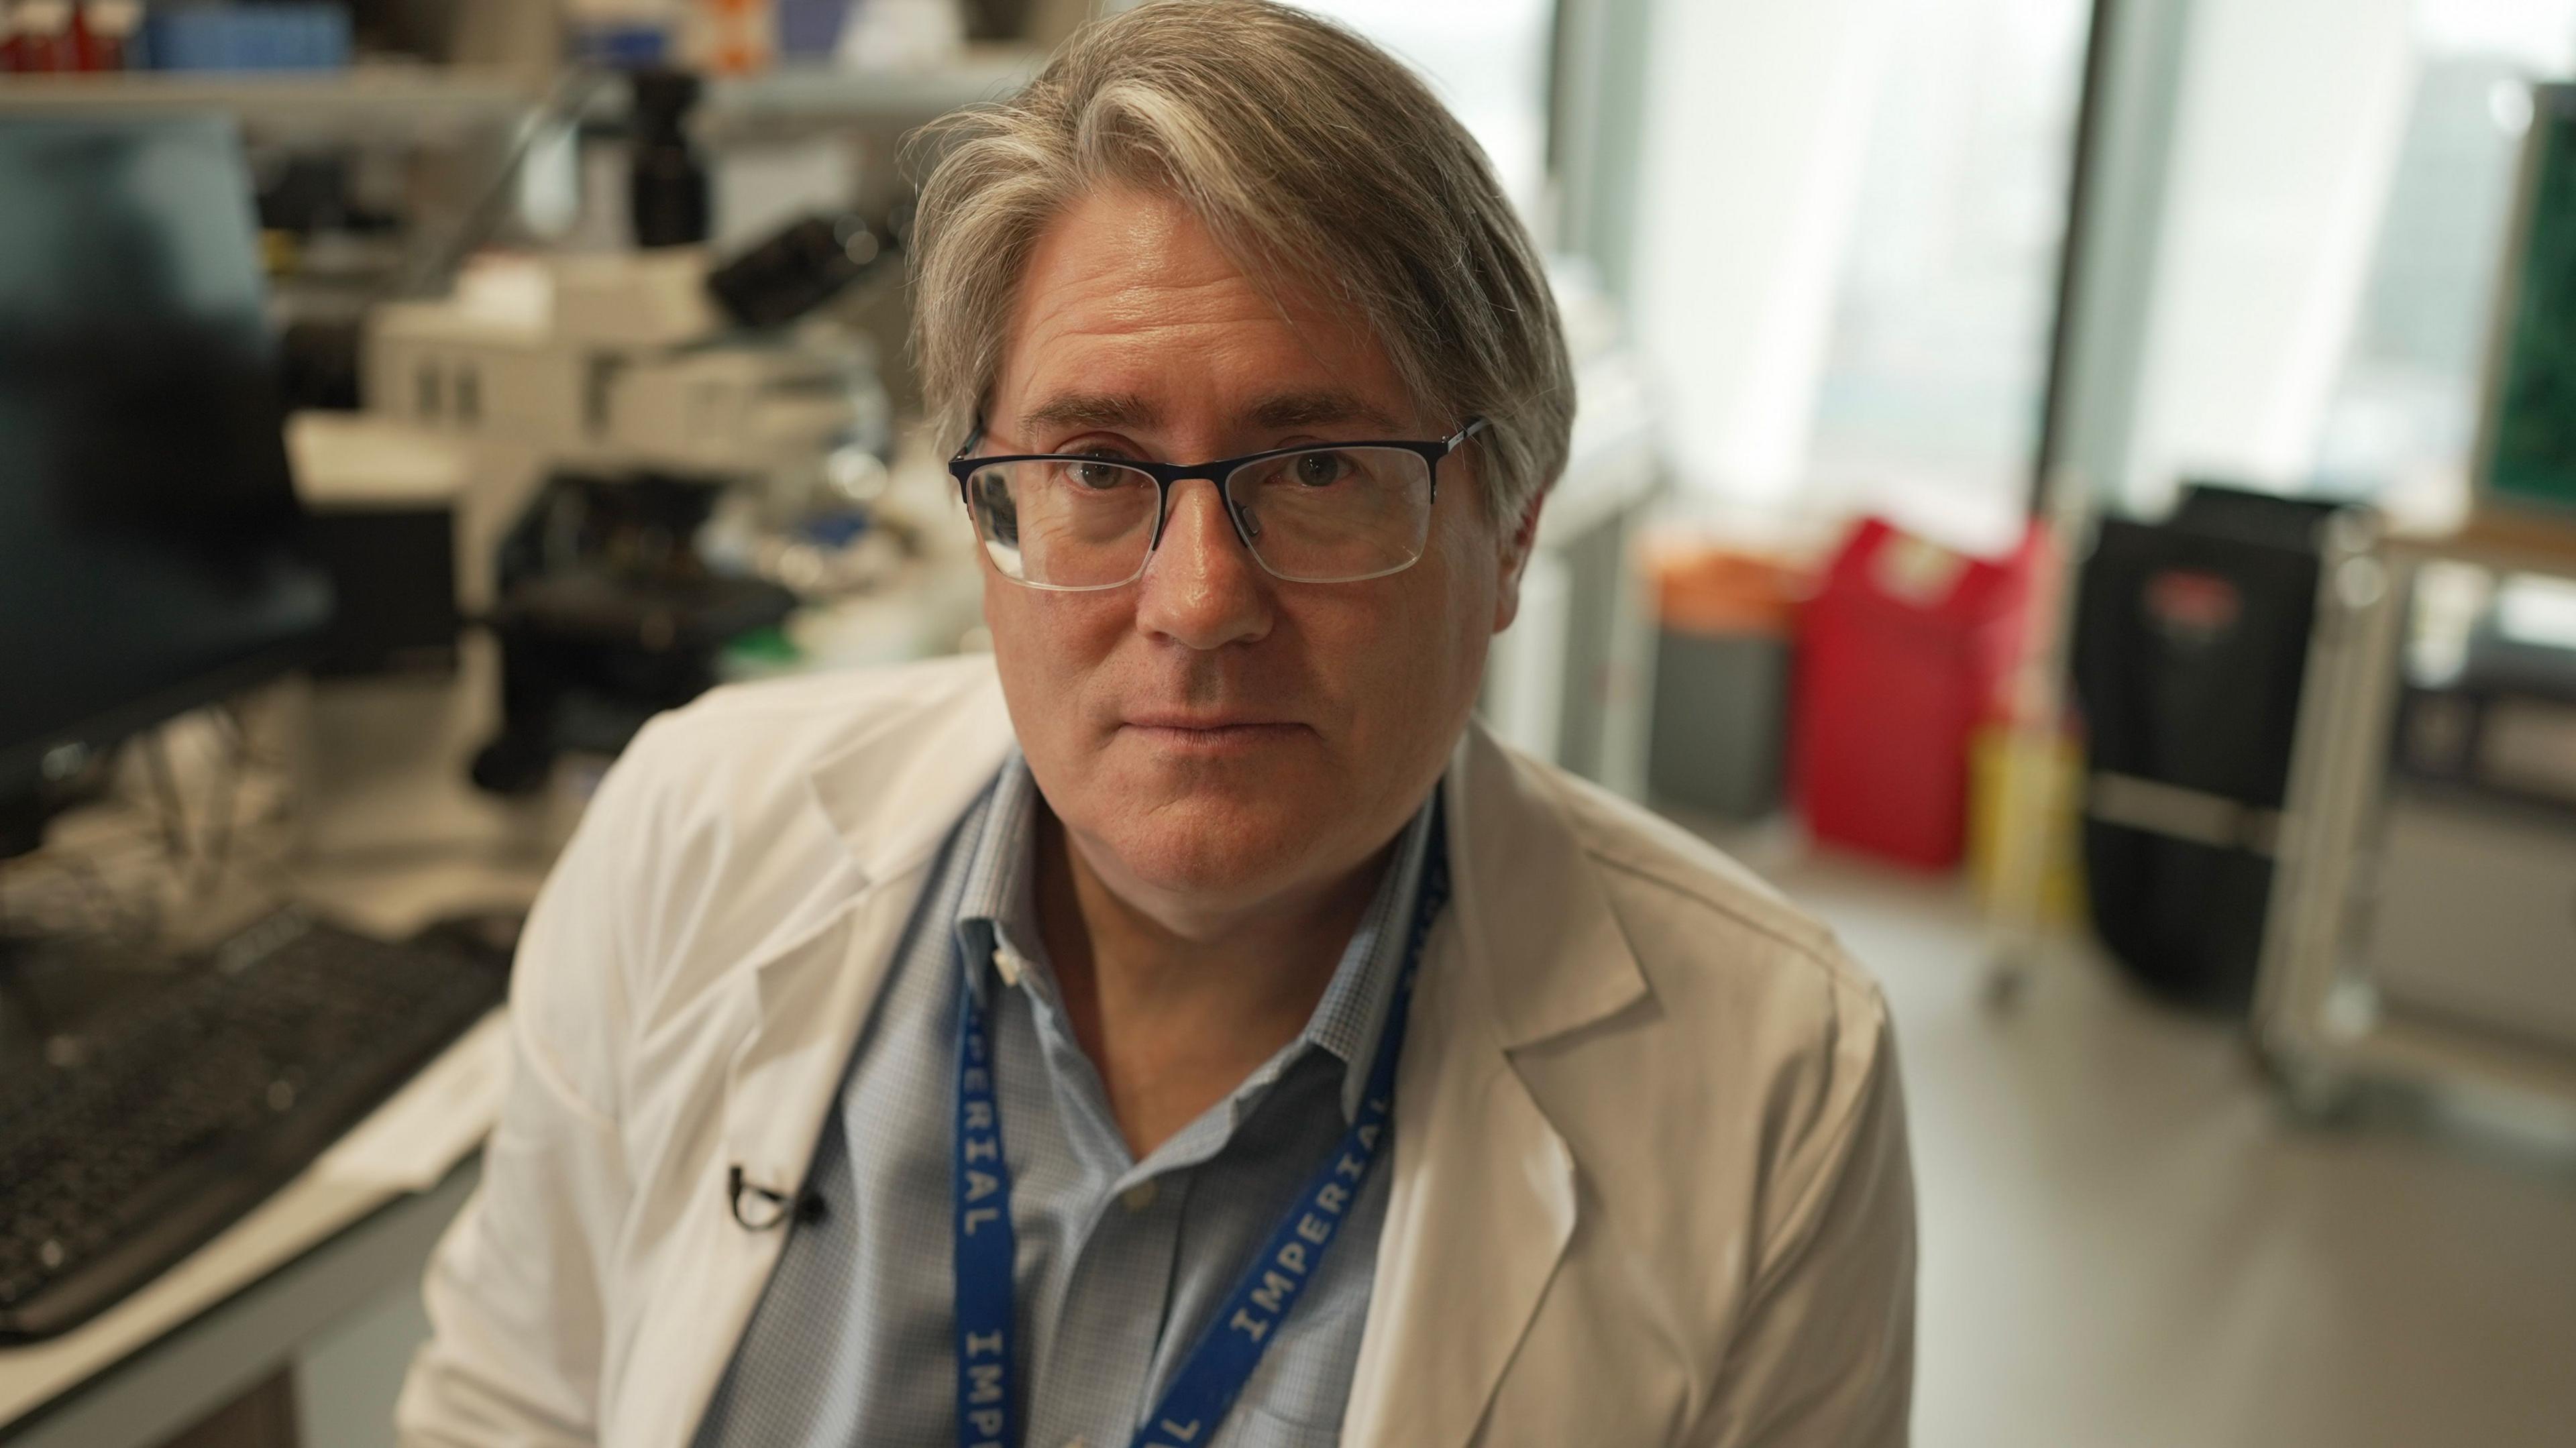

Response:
(315, 1009), (510, 1192)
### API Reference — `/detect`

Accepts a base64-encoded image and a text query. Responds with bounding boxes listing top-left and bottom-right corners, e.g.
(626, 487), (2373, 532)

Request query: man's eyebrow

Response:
(1245, 391), (1404, 434)
(1020, 392), (1161, 433)
(1014, 388), (1405, 439)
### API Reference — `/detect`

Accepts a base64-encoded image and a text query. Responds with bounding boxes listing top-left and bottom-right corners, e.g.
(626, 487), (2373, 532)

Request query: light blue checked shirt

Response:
(691, 755), (1440, 1448)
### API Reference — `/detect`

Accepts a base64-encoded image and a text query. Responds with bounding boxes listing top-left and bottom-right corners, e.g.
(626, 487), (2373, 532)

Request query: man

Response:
(398, 3), (1914, 1446)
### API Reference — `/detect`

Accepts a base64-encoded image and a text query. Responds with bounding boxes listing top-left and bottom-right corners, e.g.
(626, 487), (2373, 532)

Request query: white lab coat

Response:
(396, 655), (1913, 1448)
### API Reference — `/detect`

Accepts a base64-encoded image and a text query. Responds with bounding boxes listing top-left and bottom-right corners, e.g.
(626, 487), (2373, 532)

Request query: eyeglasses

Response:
(948, 418), (1488, 590)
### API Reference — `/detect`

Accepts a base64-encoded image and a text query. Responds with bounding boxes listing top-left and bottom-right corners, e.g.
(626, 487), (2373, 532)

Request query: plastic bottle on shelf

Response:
(682, 0), (773, 75)
(837, 0), (962, 70)
(78, 1), (142, 70)
(4, 1), (80, 72)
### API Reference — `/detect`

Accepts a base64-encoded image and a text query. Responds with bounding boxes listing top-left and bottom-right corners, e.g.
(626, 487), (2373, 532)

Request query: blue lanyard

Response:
(953, 832), (1450, 1448)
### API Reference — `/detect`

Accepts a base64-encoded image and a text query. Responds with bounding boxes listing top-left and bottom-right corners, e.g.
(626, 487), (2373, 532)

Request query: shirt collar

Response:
(952, 753), (1443, 1123)
(1307, 793), (1440, 1119)
(952, 753), (1048, 1009)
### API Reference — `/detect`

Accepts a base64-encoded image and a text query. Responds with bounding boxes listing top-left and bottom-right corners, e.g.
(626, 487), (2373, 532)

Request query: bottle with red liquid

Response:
(80, 1), (143, 70)
(3, 2), (80, 72)
(1, 2), (140, 72)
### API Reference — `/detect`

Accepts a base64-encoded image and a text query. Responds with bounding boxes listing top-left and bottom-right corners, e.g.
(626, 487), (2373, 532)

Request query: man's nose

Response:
(1134, 478), (1272, 650)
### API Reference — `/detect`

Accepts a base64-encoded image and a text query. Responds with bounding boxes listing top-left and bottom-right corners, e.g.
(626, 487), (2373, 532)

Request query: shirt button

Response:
(992, 945), (1026, 988)
(1120, 1181), (1159, 1213)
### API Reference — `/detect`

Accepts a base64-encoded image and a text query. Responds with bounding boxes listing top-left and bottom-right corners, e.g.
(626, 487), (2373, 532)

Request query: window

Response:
(1806, 0), (2092, 552)
(1611, 0), (2090, 555)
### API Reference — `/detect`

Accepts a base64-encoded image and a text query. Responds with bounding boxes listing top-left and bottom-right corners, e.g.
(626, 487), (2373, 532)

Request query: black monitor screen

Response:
(2485, 87), (2576, 518)
(0, 117), (332, 791)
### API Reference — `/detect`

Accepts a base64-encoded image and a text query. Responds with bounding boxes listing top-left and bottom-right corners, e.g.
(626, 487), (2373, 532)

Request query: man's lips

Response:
(1121, 712), (1299, 732)
(1116, 714), (1310, 749)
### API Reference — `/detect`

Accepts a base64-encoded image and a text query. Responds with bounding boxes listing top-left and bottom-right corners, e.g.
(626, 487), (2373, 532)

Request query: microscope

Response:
(360, 70), (902, 793)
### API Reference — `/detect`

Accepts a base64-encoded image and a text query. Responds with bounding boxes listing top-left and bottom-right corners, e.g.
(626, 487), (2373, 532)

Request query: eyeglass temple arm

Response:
(949, 425), (987, 506)
(1446, 416), (1489, 452)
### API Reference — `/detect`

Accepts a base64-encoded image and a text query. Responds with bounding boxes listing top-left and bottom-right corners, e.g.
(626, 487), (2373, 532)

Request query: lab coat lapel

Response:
(615, 881), (924, 1448)
(1338, 925), (1576, 1448)
(1340, 724), (1648, 1448)
(623, 677), (1019, 1448)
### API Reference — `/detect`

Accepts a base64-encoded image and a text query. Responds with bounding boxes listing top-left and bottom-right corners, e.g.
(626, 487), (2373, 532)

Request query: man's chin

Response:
(1114, 720), (1315, 761)
(1078, 789), (1337, 900)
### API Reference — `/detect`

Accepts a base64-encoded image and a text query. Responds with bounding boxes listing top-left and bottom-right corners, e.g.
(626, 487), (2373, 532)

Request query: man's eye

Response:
(1068, 458), (1130, 490)
(1293, 452), (1347, 487)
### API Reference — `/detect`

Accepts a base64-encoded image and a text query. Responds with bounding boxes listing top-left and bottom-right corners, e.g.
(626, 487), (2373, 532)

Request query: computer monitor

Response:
(2472, 82), (2576, 524)
(0, 116), (334, 856)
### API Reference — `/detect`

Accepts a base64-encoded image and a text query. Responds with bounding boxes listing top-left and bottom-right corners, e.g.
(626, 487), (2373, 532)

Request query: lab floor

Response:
(1749, 846), (2576, 1448)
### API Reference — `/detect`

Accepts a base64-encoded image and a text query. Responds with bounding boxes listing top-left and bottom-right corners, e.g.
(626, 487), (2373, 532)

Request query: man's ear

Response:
(1491, 492), (1546, 634)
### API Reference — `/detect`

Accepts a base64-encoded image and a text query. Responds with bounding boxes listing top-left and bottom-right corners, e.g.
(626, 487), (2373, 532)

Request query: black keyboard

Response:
(0, 909), (508, 1341)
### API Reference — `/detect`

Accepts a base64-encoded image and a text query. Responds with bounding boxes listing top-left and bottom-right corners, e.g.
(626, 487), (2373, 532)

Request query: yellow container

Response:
(1967, 723), (2085, 927)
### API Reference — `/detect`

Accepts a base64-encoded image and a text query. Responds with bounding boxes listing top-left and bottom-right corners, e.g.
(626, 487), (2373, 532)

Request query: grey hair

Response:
(904, 0), (1574, 522)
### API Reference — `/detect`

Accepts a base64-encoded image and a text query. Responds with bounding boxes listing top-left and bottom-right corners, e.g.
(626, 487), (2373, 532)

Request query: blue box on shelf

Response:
(570, 23), (674, 69)
(141, 4), (353, 72)
(777, 0), (855, 58)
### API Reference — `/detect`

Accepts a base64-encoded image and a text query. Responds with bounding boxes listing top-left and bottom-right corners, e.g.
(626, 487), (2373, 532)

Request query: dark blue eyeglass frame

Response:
(946, 416), (1488, 574)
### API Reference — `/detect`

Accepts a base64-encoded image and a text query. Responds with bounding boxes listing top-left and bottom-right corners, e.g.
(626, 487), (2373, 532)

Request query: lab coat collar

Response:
(1441, 718), (1652, 1050)
(803, 664), (1020, 887)
(720, 667), (1019, 1215)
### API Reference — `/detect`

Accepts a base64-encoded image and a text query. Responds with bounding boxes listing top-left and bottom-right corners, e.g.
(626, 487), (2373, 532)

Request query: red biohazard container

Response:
(1792, 517), (2041, 869)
